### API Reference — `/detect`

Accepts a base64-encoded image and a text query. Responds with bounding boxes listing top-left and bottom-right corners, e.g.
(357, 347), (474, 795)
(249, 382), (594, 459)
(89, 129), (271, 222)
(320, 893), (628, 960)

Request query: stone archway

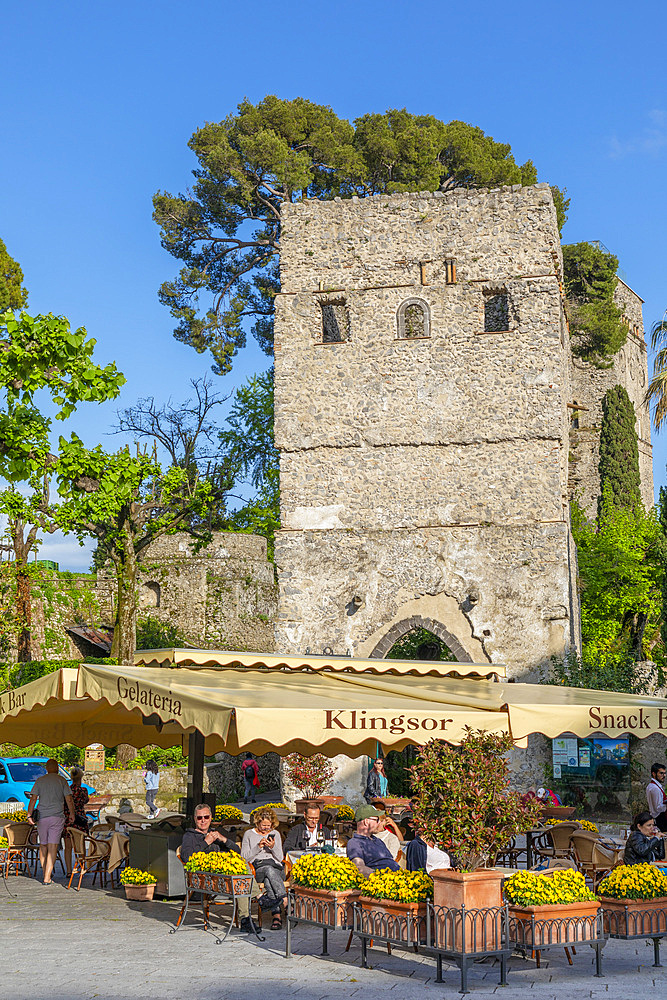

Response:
(369, 615), (473, 662)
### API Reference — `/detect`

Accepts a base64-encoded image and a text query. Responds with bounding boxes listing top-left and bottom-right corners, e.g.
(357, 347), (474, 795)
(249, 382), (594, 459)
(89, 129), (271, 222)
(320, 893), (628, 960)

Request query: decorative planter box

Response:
(295, 797), (343, 814)
(431, 868), (505, 910)
(123, 883), (156, 901)
(292, 885), (359, 928)
(430, 870), (507, 952)
(509, 900), (601, 948)
(358, 895), (428, 945)
(600, 896), (667, 936)
(185, 871), (254, 896)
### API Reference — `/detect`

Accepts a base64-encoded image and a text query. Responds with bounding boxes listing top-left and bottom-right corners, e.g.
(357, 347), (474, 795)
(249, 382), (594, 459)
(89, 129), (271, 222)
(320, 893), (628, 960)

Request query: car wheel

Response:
(7, 797), (19, 803)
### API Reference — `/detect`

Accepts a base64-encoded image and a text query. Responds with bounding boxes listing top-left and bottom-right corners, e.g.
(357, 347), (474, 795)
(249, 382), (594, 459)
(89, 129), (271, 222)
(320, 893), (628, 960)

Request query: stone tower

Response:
(272, 184), (648, 679)
(568, 276), (653, 514)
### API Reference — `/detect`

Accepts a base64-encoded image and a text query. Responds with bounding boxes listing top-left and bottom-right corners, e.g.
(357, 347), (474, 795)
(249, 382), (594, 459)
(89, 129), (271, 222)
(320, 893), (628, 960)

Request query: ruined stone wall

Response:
(136, 532), (277, 653)
(16, 530), (277, 662)
(274, 184), (577, 680)
(568, 278), (653, 515)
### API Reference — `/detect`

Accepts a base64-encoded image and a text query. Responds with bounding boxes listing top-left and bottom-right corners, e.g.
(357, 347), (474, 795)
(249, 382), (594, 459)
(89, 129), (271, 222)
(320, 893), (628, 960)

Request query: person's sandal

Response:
(270, 914), (282, 930)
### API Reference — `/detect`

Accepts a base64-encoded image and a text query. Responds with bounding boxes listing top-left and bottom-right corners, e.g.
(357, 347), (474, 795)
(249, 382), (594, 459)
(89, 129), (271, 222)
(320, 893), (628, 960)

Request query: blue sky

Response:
(1, 1), (665, 569)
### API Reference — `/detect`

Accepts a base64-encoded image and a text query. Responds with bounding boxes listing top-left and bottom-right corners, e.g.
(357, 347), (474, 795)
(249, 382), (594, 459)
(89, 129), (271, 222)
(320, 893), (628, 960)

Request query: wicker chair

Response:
(4, 822), (34, 877)
(570, 831), (618, 888)
(547, 822), (581, 859)
(66, 828), (111, 891)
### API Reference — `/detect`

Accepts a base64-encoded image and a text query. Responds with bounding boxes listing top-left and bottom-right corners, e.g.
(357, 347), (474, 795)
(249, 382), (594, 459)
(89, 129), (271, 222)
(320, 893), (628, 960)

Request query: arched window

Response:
(141, 581), (161, 608)
(397, 298), (430, 339)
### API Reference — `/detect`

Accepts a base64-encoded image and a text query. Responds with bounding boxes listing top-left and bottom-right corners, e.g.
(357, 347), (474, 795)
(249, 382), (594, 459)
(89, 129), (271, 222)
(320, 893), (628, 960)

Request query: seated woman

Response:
(372, 814), (402, 860)
(624, 811), (667, 865)
(241, 807), (286, 930)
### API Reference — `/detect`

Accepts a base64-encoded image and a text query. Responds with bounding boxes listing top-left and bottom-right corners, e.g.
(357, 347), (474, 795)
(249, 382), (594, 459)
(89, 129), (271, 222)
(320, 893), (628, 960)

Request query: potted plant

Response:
(358, 868), (434, 944)
(598, 864), (667, 935)
(120, 867), (158, 901)
(410, 730), (542, 910)
(503, 869), (600, 947)
(284, 754), (336, 813)
(214, 805), (244, 822)
(290, 853), (364, 928)
(183, 850), (252, 894)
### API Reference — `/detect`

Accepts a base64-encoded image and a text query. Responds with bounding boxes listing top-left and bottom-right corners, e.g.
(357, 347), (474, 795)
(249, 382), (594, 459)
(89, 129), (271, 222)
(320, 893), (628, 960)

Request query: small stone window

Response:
(141, 581), (161, 608)
(483, 288), (509, 332)
(319, 298), (349, 343)
(397, 298), (430, 339)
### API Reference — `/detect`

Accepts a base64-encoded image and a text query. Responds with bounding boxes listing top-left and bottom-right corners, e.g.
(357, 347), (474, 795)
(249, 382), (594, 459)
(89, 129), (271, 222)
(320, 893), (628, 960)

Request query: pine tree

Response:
(598, 385), (641, 516)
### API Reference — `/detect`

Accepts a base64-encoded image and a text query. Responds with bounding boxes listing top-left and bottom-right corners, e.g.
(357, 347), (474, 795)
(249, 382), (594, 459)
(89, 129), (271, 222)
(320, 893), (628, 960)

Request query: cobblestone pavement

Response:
(1, 873), (666, 1000)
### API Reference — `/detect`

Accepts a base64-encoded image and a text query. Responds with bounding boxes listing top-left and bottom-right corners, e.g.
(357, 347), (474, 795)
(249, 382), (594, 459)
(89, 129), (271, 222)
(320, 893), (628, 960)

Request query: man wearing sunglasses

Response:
(181, 803), (257, 932)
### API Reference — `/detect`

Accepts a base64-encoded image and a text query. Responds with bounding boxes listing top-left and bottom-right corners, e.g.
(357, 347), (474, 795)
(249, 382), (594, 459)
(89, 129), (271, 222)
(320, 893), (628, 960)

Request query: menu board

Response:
(552, 737), (578, 768)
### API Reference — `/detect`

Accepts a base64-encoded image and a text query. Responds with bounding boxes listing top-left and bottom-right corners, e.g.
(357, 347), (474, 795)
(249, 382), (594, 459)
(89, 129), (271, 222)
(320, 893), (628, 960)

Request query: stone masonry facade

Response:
(22, 531), (277, 661)
(568, 277), (653, 514)
(273, 184), (652, 680)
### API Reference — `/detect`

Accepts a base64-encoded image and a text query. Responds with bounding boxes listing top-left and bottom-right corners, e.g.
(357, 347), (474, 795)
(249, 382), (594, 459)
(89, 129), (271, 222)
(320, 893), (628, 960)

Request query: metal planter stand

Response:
(285, 890), (511, 994)
(171, 871), (264, 943)
(509, 908), (606, 975)
(603, 901), (667, 968)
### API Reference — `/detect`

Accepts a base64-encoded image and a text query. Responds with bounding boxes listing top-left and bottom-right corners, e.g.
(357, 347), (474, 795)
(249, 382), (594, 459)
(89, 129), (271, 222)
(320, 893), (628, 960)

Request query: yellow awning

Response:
(77, 662), (511, 755)
(2, 659), (667, 756)
(133, 648), (506, 679)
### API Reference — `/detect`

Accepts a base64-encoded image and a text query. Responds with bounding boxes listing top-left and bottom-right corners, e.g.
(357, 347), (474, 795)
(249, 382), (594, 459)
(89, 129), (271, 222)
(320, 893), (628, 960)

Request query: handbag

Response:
(30, 808), (40, 822)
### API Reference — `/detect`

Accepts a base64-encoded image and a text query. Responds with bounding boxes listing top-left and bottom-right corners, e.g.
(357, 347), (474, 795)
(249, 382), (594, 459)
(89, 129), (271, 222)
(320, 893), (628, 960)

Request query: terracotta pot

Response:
(509, 900), (600, 948)
(431, 868), (506, 910)
(295, 798), (324, 815)
(123, 883), (156, 901)
(318, 796), (344, 806)
(600, 895), (667, 936)
(431, 869), (506, 952)
(540, 806), (576, 820)
(292, 885), (360, 928)
(359, 896), (428, 944)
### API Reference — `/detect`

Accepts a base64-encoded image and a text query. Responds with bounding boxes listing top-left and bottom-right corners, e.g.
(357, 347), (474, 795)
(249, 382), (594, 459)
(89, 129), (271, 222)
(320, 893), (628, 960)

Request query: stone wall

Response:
(274, 184), (577, 681)
(135, 532), (277, 652)
(83, 767), (188, 813)
(17, 530), (277, 662)
(568, 277), (653, 515)
(207, 752), (280, 801)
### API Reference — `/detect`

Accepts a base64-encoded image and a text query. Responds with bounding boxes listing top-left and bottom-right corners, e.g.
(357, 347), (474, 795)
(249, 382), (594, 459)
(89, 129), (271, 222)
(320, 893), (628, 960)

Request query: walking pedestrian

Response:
(241, 752), (259, 804)
(143, 759), (160, 818)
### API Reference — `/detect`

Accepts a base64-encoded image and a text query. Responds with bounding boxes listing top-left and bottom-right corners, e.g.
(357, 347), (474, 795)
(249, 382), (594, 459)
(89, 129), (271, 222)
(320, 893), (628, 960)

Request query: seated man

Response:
(181, 803), (258, 933)
(346, 805), (401, 876)
(284, 804), (334, 852)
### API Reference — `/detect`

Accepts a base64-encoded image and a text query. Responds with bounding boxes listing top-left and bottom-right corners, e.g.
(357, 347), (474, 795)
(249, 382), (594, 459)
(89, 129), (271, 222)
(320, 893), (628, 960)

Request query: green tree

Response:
(562, 242), (626, 367)
(0, 237), (28, 313)
(572, 494), (664, 664)
(55, 437), (222, 663)
(0, 311), (124, 660)
(385, 628), (456, 661)
(116, 376), (235, 530)
(219, 367), (280, 555)
(154, 96), (553, 374)
(598, 385), (641, 516)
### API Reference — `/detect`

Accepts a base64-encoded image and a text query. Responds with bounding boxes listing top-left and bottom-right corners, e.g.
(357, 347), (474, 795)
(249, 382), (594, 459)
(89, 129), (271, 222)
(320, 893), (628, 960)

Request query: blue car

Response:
(0, 757), (96, 805)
